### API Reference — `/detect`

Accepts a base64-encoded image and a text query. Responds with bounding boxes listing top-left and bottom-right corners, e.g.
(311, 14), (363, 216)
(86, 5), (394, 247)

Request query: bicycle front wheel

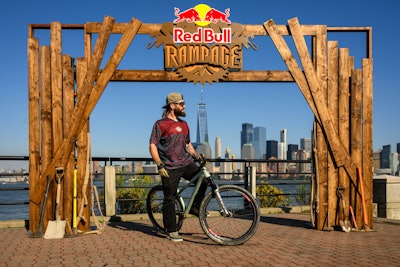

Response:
(146, 185), (184, 233)
(199, 185), (260, 246)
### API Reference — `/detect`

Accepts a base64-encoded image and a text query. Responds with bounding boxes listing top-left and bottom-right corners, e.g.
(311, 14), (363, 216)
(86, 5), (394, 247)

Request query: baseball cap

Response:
(162, 92), (184, 108)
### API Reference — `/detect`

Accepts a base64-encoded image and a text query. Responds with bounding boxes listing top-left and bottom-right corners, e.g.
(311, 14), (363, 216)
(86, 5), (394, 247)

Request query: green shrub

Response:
(256, 180), (290, 207)
(116, 173), (153, 214)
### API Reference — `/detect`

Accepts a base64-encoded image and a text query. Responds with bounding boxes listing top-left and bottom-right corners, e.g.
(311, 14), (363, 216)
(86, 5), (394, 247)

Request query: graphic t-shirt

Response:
(150, 117), (194, 169)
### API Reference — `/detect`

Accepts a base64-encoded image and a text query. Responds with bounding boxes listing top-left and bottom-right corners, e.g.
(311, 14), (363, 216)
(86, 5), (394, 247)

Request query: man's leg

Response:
(161, 171), (181, 233)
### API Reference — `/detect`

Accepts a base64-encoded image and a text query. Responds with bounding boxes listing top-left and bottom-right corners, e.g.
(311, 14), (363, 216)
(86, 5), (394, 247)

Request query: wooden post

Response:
(327, 41), (340, 227)
(362, 58), (373, 228)
(62, 54), (75, 234)
(50, 22), (64, 220)
(28, 37), (40, 232)
(338, 48), (352, 227)
(105, 166), (116, 216)
(76, 57), (91, 232)
(39, 46), (53, 231)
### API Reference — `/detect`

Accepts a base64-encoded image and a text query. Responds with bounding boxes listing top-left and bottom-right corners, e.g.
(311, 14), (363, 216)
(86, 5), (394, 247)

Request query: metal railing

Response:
(0, 156), (312, 220)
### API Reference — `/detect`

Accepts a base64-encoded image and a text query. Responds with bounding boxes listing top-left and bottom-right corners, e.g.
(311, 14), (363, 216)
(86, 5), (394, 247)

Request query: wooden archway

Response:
(27, 16), (373, 233)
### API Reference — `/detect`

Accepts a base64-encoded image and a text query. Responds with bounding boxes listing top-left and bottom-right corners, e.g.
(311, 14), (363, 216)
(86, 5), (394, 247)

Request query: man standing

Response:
(149, 92), (207, 242)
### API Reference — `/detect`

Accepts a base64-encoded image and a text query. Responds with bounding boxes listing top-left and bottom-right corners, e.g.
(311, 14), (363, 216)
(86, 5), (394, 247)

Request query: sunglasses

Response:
(175, 101), (185, 106)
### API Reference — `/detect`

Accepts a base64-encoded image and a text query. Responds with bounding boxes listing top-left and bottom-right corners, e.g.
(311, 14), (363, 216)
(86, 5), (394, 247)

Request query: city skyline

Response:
(0, 1), (399, 169)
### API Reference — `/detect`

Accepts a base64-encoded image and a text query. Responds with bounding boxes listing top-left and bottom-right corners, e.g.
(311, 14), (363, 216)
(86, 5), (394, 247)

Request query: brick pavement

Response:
(1, 213), (400, 266)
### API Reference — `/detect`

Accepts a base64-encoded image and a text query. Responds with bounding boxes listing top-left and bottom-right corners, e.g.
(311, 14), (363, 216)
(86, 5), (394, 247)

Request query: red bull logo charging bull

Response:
(174, 4), (231, 25)
(173, 4), (231, 44)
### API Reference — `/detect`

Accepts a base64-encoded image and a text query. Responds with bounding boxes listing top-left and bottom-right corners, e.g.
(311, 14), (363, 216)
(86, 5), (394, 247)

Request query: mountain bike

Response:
(146, 155), (260, 246)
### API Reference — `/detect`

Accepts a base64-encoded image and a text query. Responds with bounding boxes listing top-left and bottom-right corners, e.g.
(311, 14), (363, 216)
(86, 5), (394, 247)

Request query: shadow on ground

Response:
(260, 215), (313, 229)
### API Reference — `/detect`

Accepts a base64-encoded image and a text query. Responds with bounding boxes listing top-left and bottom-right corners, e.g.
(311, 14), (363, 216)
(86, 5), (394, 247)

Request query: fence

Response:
(0, 156), (312, 220)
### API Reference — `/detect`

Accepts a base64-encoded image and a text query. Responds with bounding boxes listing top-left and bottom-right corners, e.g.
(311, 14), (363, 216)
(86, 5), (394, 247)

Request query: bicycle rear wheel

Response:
(199, 185), (260, 246)
(146, 185), (184, 233)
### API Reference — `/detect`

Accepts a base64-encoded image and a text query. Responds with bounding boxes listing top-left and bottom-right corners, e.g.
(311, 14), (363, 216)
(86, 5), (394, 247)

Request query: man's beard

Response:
(174, 107), (186, 117)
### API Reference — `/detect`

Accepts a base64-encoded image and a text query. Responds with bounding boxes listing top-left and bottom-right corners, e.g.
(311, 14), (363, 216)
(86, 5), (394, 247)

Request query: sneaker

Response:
(167, 232), (183, 242)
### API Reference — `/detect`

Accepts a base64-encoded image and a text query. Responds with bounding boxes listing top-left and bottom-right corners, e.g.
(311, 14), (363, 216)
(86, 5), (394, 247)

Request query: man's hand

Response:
(157, 162), (169, 178)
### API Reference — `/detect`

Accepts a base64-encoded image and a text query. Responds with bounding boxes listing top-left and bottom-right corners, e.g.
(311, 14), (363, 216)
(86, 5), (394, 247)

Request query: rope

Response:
(78, 132), (106, 234)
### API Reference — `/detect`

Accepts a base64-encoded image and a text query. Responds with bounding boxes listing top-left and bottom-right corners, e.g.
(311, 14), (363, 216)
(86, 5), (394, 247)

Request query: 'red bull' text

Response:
(173, 28), (231, 44)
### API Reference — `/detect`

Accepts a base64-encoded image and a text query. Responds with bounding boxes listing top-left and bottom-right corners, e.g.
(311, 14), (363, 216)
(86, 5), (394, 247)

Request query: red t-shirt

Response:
(150, 117), (194, 169)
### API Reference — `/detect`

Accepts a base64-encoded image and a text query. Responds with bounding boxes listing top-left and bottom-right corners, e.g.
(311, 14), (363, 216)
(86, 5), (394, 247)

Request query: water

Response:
(0, 183), (29, 220)
(0, 179), (310, 221)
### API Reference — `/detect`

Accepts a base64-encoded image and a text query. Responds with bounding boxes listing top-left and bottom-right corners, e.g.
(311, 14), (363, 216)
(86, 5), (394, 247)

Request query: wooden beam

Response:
(106, 70), (295, 82)
(28, 37), (40, 232)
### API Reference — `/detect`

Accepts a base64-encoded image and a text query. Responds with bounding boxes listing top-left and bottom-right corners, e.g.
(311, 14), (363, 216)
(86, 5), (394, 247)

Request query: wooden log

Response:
(28, 37), (40, 232)
(351, 69), (364, 228)
(50, 22), (64, 219)
(62, 54), (75, 233)
(327, 41), (340, 227)
(108, 70), (295, 82)
(338, 48), (352, 227)
(76, 57), (91, 232)
(39, 46), (53, 231)
(362, 58), (373, 228)
(262, 19), (319, 121)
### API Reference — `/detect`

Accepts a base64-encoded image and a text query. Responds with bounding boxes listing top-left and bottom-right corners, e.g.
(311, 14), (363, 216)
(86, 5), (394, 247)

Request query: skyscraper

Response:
(300, 138), (312, 153)
(254, 126), (266, 159)
(279, 129), (287, 160)
(196, 102), (209, 144)
(287, 144), (299, 160)
(266, 140), (278, 159)
(241, 123), (253, 148)
(381, 145), (391, 168)
(215, 136), (221, 159)
(241, 143), (255, 159)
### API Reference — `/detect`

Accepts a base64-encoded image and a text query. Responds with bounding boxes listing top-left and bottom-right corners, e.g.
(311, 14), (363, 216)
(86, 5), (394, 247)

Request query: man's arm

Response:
(149, 143), (162, 165)
(150, 143), (169, 177)
(186, 143), (199, 159)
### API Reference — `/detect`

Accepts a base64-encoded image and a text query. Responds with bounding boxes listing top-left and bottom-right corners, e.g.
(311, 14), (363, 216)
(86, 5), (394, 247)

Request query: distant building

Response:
(241, 143), (255, 159)
(287, 144), (298, 160)
(300, 137), (312, 154)
(196, 102), (209, 144)
(266, 140), (278, 159)
(253, 126), (266, 159)
(214, 136), (221, 167)
(241, 123), (253, 149)
(381, 145), (391, 169)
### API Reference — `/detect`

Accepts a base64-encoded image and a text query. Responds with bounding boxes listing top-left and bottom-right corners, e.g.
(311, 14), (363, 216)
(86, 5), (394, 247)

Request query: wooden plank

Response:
(338, 48), (352, 226)
(362, 58), (373, 228)
(327, 41), (340, 227)
(28, 37), (40, 232)
(62, 54), (75, 232)
(50, 21), (64, 219)
(83, 17), (142, 120)
(39, 46), (53, 231)
(107, 70), (295, 82)
(351, 69), (364, 228)
(50, 22), (63, 151)
(39, 46), (53, 173)
(76, 57), (91, 232)
(30, 16), (116, 205)
(263, 19), (320, 121)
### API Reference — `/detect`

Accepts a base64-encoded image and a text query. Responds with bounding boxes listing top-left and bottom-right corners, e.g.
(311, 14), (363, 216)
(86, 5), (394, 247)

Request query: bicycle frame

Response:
(176, 165), (211, 217)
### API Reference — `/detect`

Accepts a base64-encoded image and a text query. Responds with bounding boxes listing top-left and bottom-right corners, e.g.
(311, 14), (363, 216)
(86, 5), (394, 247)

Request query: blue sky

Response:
(0, 0), (399, 169)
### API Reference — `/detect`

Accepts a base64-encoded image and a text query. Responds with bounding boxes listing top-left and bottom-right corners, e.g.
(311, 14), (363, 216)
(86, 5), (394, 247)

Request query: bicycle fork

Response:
(207, 177), (232, 217)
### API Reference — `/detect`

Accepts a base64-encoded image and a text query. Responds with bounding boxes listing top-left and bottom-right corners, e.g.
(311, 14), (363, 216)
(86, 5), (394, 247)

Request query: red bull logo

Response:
(173, 4), (231, 26)
(173, 4), (231, 44)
